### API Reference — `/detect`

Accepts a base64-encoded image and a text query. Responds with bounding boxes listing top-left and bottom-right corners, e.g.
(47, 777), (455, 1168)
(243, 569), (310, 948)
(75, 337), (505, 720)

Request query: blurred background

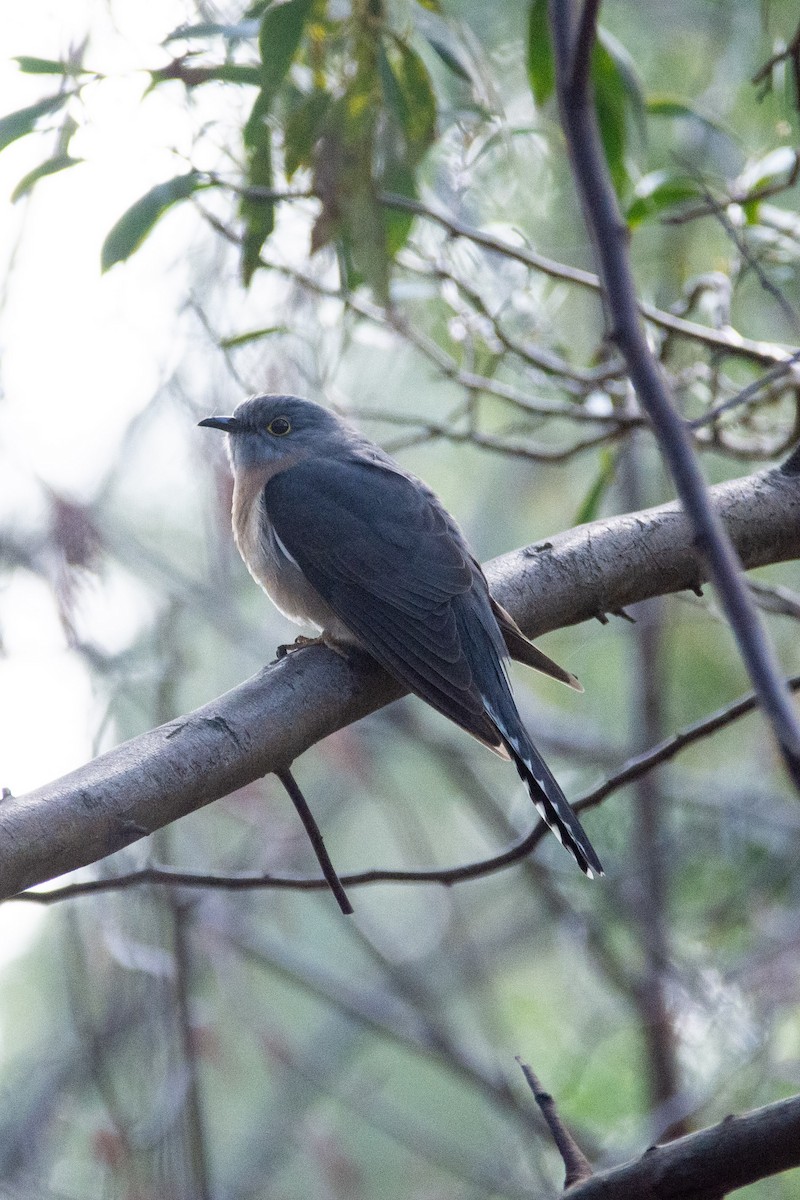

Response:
(2, 0), (800, 1196)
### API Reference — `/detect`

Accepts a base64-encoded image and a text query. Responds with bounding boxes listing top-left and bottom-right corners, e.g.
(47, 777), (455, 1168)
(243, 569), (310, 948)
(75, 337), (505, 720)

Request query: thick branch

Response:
(2, 465), (799, 900)
(564, 1093), (800, 1198)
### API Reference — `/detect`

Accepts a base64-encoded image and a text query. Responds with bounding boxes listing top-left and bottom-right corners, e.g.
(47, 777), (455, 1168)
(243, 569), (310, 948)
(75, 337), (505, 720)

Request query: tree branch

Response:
(549, 0), (800, 786)
(564, 1093), (800, 1198)
(9, 667), (800, 907)
(2, 464), (798, 899)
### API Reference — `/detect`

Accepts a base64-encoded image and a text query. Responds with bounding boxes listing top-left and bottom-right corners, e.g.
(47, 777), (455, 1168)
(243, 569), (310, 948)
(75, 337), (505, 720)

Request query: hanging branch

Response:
(548, 0), (800, 789)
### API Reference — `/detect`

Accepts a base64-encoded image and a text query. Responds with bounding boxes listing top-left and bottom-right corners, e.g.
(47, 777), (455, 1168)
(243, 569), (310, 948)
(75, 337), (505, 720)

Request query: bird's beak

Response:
(198, 415), (240, 433)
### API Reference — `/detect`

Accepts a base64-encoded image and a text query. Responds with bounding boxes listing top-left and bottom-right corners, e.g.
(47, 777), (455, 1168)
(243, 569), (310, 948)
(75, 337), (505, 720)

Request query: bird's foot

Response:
(276, 634), (324, 659)
(275, 633), (352, 660)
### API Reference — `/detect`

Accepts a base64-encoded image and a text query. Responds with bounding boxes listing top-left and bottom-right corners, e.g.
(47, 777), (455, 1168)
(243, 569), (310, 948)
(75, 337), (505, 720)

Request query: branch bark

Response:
(2, 463), (799, 900)
(563, 1093), (800, 1198)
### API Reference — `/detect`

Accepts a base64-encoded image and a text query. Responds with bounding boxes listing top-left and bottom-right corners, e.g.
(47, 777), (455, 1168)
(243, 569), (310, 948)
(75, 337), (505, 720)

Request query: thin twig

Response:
(674, 164), (800, 338)
(276, 768), (353, 914)
(688, 349), (800, 429)
(170, 896), (213, 1200)
(516, 1059), (594, 1187)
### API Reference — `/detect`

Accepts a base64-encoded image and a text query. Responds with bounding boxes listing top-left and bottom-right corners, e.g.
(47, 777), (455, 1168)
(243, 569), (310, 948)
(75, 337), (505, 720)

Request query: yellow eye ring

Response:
(267, 416), (291, 436)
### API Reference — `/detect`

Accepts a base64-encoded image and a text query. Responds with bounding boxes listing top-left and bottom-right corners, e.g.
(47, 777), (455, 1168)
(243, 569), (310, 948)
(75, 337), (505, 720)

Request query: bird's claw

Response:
(276, 634), (324, 659)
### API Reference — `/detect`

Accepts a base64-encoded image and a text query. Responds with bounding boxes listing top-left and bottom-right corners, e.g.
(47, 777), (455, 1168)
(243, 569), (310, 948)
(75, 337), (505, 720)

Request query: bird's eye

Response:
(267, 417), (291, 436)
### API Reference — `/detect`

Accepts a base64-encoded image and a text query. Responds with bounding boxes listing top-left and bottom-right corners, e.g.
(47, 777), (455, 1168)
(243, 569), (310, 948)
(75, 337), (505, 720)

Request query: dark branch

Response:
(549, 0), (800, 789)
(276, 768), (353, 914)
(565, 1093), (800, 1198)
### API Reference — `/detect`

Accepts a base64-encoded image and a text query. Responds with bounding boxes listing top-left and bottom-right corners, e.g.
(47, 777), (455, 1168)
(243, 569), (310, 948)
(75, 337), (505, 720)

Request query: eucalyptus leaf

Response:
(424, 35), (473, 82)
(240, 95), (275, 285)
(380, 38), (436, 165)
(163, 21), (260, 43)
(101, 171), (208, 271)
(574, 449), (617, 525)
(626, 171), (705, 227)
(647, 95), (730, 137)
(284, 89), (331, 178)
(526, 0), (554, 107)
(259, 0), (314, 104)
(221, 325), (290, 348)
(151, 61), (263, 88)
(0, 94), (70, 154)
(11, 154), (82, 202)
(14, 56), (91, 76)
(592, 37), (636, 197)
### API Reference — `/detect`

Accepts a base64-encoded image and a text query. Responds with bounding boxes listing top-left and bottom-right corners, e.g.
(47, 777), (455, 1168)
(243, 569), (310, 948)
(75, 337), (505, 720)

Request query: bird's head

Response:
(199, 393), (347, 473)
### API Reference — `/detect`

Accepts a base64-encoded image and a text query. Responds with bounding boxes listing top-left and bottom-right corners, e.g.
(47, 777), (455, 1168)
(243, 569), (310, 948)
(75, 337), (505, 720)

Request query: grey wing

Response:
(263, 455), (506, 749)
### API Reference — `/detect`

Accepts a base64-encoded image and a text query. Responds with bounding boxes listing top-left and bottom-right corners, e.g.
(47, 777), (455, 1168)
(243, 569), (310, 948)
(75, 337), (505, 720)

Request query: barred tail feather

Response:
(498, 718), (603, 878)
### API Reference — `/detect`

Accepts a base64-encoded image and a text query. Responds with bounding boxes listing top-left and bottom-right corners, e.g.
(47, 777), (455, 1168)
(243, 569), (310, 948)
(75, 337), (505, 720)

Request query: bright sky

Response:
(1, 1), (203, 955)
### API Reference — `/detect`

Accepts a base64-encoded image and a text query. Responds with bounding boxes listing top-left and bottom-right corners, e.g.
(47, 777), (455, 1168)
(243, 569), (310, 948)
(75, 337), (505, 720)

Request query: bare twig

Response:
(169, 897), (213, 1200)
(748, 579), (800, 620)
(662, 153), (800, 226)
(207, 184), (796, 369)
(276, 768), (353, 914)
(675, 166), (800, 337)
(516, 1060), (594, 1187)
(688, 350), (800, 429)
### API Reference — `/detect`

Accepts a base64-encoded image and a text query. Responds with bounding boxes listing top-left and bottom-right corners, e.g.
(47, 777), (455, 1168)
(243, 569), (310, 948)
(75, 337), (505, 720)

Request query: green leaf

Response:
(527, 0), (554, 107)
(591, 32), (642, 198)
(381, 158), (417, 255)
(220, 325), (289, 348)
(414, 0), (442, 11)
(626, 171), (705, 227)
(0, 94), (70, 154)
(424, 35), (473, 83)
(646, 95), (729, 136)
(379, 38), (437, 165)
(742, 198), (760, 225)
(150, 61), (263, 88)
(163, 21), (259, 42)
(11, 153), (82, 202)
(259, 0), (314, 104)
(14, 56), (90, 76)
(240, 94), (275, 285)
(284, 88), (331, 177)
(574, 449), (617, 525)
(597, 28), (644, 141)
(101, 171), (207, 271)
(737, 146), (797, 195)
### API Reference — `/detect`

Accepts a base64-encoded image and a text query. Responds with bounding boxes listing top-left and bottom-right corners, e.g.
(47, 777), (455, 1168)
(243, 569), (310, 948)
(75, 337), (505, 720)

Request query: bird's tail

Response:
(502, 718), (603, 877)
(454, 594), (602, 877)
(514, 753), (603, 877)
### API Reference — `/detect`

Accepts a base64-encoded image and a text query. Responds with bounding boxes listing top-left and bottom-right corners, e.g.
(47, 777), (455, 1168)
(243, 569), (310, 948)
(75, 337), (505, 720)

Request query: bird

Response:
(199, 394), (602, 877)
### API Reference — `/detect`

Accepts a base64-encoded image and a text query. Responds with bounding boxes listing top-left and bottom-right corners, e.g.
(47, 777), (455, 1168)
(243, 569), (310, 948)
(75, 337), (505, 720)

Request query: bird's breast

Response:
(232, 470), (349, 637)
